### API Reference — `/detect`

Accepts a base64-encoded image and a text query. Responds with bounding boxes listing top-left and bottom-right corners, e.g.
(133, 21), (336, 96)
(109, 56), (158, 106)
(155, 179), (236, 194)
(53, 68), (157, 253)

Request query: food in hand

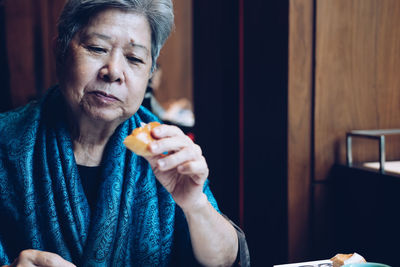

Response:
(331, 252), (366, 267)
(123, 122), (160, 156)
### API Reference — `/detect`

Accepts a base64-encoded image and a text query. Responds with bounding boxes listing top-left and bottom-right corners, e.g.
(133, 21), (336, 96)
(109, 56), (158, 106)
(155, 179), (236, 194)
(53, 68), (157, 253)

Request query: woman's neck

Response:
(68, 114), (121, 167)
(73, 131), (110, 167)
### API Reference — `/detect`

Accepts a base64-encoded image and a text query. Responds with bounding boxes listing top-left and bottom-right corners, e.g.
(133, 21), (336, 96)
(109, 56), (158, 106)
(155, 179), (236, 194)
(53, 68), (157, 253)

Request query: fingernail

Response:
(158, 159), (165, 168)
(150, 143), (158, 151)
(154, 127), (161, 134)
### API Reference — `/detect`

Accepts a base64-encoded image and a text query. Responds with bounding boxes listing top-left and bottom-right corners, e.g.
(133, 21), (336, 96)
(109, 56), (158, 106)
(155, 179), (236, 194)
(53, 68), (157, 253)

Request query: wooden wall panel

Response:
(0, 2), (12, 112)
(288, 0), (313, 262)
(47, 0), (66, 87)
(157, 0), (193, 106)
(35, 0), (65, 92)
(5, 0), (36, 107)
(193, 0), (240, 228)
(314, 0), (400, 181)
(289, 0), (400, 261)
(195, 0), (289, 265)
(4, 0), (64, 108)
(310, 0), (400, 260)
(243, 0), (289, 265)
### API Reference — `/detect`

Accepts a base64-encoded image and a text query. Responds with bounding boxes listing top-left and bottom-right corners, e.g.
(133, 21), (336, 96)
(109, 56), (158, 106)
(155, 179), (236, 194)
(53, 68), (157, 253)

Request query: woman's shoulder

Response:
(0, 85), (60, 128)
(0, 101), (41, 143)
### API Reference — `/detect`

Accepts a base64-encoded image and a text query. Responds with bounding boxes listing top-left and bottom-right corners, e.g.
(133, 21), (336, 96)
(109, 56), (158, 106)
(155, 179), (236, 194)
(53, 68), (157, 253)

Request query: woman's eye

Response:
(87, 46), (107, 53)
(127, 56), (144, 65)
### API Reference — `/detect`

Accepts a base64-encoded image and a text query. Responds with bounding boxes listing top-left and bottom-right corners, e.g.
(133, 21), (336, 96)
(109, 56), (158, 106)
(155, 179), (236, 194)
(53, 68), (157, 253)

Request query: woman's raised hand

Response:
(144, 124), (209, 212)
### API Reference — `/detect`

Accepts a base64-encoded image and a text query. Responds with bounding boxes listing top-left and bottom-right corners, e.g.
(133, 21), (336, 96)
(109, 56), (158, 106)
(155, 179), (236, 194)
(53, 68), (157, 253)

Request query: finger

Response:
(151, 124), (184, 139)
(27, 250), (76, 267)
(143, 153), (165, 167)
(149, 135), (193, 155)
(177, 159), (209, 184)
(156, 147), (199, 171)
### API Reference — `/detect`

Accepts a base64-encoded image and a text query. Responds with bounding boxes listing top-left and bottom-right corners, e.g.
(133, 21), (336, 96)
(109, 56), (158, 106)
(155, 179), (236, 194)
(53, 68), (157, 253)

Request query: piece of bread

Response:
(331, 253), (366, 267)
(123, 122), (160, 156)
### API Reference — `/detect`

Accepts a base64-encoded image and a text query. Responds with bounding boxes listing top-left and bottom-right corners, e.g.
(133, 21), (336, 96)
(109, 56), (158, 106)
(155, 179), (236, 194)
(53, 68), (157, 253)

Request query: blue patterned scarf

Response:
(0, 87), (218, 266)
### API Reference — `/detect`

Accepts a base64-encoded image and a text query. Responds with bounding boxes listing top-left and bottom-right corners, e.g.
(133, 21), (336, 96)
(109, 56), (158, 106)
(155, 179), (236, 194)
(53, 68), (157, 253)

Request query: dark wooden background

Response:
(194, 0), (289, 265)
(2, 0), (400, 266)
(289, 0), (400, 263)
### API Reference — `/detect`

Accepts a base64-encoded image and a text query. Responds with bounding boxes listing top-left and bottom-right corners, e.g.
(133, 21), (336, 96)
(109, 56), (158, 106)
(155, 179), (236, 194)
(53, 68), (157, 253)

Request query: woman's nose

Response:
(98, 53), (125, 83)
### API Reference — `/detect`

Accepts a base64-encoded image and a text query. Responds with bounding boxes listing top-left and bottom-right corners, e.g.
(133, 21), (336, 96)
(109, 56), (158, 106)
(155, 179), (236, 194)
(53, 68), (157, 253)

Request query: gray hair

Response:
(56, 0), (174, 72)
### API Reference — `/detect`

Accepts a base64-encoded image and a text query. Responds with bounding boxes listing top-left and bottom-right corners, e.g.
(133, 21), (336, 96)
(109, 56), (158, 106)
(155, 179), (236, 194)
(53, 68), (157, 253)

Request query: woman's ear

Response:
(149, 66), (162, 90)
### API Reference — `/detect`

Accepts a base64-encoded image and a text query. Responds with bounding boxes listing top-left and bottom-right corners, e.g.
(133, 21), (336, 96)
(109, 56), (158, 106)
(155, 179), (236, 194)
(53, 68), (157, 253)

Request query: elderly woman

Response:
(0, 0), (249, 266)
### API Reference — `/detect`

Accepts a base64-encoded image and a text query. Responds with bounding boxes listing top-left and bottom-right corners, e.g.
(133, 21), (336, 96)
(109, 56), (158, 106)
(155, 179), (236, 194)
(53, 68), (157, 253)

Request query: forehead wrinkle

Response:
(78, 31), (111, 42)
(91, 32), (111, 41)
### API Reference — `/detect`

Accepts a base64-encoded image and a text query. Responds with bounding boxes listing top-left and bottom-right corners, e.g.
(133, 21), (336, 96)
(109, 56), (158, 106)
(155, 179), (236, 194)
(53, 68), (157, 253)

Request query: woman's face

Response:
(59, 9), (153, 124)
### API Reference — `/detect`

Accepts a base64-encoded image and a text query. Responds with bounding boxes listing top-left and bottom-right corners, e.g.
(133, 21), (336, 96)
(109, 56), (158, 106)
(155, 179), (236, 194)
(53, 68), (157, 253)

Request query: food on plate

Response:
(123, 122), (161, 156)
(331, 252), (366, 267)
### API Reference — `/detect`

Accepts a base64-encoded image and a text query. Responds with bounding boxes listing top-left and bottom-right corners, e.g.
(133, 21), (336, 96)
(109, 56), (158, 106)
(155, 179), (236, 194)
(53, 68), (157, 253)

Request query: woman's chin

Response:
(84, 109), (127, 125)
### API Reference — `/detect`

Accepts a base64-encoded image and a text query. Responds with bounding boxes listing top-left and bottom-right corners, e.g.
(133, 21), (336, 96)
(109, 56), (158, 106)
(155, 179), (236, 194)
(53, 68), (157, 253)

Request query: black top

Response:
(77, 165), (102, 214)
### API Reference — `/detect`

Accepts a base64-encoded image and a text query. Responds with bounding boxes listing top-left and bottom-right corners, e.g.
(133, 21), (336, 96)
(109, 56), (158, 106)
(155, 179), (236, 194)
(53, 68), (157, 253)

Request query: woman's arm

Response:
(183, 194), (238, 266)
(144, 124), (239, 266)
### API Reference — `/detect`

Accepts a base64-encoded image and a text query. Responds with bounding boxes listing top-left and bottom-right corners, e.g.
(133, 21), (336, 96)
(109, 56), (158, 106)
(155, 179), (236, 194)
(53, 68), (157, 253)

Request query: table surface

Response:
(274, 259), (332, 267)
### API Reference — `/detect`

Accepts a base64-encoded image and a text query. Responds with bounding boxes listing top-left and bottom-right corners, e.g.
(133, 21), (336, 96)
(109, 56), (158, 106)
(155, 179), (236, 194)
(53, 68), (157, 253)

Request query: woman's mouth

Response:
(89, 91), (120, 103)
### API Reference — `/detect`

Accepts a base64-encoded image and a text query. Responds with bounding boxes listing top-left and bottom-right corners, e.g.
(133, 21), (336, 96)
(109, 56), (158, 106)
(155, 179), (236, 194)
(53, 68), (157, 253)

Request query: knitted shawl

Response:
(0, 87), (218, 266)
